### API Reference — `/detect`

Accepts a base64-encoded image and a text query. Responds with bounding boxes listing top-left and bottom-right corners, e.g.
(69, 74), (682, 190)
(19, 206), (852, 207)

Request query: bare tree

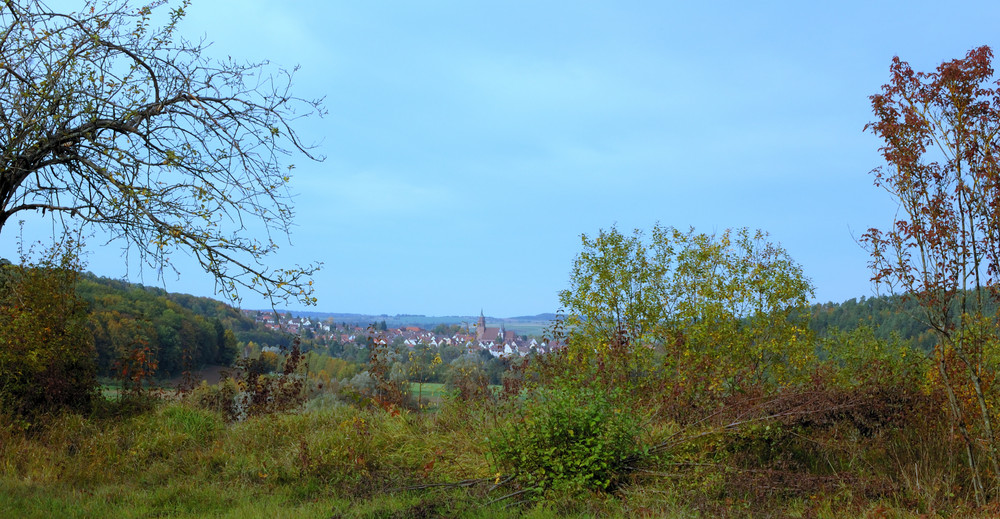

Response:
(0, 0), (324, 304)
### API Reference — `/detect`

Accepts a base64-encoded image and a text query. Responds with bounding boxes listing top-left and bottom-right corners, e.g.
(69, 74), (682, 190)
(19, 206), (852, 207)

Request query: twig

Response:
(486, 487), (531, 506)
(488, 474), (515, 492)
(396, 477), (492, 492)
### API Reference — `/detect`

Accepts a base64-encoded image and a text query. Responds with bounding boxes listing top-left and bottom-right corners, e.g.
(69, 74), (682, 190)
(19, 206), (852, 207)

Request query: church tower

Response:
(476, 309), (486, 341)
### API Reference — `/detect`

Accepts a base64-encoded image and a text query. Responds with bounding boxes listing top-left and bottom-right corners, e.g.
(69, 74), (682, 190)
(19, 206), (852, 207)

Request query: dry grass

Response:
(0, 379), (995, 518)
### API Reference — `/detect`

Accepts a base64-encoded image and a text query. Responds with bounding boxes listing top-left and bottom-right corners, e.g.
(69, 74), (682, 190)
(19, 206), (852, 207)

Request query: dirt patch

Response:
(165, 364), (239, 389)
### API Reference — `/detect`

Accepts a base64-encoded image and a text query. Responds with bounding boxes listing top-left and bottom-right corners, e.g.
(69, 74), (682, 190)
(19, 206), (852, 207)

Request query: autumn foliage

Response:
(863, 45), (1000, 503)
(0, 239), (97, 423)
(556, 225), (814, 411)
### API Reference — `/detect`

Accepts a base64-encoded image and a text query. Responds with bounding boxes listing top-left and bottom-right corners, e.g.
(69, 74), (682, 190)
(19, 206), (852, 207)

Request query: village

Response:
(242, 309), (559, 358)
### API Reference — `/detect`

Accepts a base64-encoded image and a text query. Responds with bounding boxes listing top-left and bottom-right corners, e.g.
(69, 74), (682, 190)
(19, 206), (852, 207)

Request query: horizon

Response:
(72, 265), (896, 321)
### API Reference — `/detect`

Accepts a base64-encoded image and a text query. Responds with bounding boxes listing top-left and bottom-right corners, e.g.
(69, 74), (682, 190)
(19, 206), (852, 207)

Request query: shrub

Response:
(818, 325), (928, 390)
(0, 239), (97, 425)
(489, 386), (643, 499)
(189, 339), (307, 422)
(444, 354), (491, 401)
(190, 378), (242, 422)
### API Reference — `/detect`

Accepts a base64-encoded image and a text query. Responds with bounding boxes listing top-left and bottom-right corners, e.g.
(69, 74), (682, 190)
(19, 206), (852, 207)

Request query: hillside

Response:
(75, 273), (289, 377)
(809, 291), (1000, 352)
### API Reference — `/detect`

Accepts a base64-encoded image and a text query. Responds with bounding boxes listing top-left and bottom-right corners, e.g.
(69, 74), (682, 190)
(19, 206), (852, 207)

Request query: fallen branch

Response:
(486, 487), (531, 507)
(396, 476), (493, 492)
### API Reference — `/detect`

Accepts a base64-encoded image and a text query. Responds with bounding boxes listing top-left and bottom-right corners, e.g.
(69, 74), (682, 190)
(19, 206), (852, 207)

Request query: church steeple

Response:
(476, 309), (486, 340)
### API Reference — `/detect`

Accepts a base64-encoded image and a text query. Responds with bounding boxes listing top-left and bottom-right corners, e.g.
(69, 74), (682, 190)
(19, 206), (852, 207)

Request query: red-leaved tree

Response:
(863, 45), (1000, 503)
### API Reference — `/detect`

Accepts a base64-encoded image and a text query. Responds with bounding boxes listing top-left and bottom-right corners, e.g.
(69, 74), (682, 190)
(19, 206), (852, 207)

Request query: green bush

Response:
(489, 386), (643, 499)
(818, 325), (928, 390)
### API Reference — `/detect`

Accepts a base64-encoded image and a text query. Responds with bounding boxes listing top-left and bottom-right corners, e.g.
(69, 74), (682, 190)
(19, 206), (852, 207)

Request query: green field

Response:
(409, 382), (448, 407)
(408, 382), (503, 409)
(99, 380), (173, 400)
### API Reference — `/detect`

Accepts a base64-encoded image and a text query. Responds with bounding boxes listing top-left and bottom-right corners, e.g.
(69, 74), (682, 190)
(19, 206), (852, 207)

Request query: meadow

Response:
(2, 340), (996, 519)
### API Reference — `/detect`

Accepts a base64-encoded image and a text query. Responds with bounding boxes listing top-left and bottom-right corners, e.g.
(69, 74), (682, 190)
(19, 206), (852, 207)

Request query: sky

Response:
(5, 0), (1000, 317)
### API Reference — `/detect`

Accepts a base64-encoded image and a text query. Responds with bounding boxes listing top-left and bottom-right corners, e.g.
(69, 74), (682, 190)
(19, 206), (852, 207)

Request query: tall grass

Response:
(0, 395), (507, 517)
(1, 372), (997, 518)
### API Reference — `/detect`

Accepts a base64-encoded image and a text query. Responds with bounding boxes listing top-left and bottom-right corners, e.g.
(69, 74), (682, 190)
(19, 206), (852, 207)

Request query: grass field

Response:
(0, 397), (540, 518)
(98, 380), (171, 400)
(9, 347), (999, 519)
(409, 382), (448, 408)
(408, 382), (503, 410)
(4, 386), (997, 518)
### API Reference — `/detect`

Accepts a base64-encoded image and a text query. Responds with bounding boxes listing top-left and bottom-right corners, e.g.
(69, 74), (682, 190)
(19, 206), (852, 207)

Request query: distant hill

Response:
(257, 310), (560, 336)
(808, 291), (1000, 351)
(72, 271), (561, 371)
(507, 313), (560, 322)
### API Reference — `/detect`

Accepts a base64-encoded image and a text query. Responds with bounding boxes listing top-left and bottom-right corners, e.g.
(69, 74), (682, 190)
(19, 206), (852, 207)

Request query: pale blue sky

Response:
(5, 1), (1000, 317)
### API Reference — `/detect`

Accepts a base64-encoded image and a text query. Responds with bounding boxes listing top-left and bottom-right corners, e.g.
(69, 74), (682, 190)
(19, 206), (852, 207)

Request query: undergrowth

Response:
(1, 316), (995, 517)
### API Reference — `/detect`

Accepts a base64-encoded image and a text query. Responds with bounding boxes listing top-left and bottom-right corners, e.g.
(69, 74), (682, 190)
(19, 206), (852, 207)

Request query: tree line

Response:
(70, 272), (301, 379)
